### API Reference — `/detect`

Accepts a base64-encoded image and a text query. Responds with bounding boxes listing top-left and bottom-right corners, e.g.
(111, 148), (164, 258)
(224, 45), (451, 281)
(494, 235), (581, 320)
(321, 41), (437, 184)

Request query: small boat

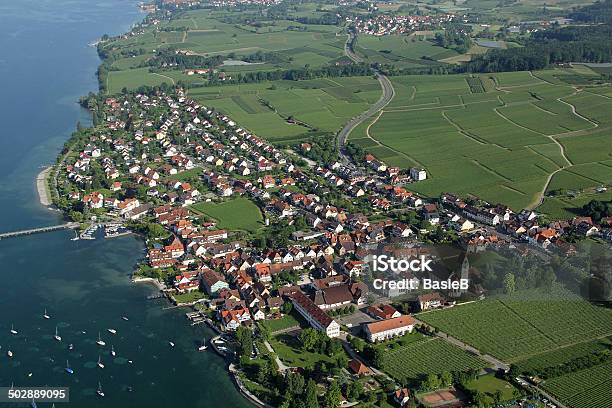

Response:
(68, 344), (74, 351)
(10, 324), (18, 335)
(97, 355), (104, 369)
(107, 328), (117, 335)
(121, 316), (129, 321)
(43, 309), (51, 319)
(198, 338), (207, 351)
(7, 350), (13, 358)
(110, 345), (116, 357)
(65, 360), (74, 374)
(128, 360), (133, 364)
(53, 326), (62, 342)
(96, 332), (106, 346)
(96, 382), (105, 397)
(28, 372), (33, 377)
(169, 341), (175, 347)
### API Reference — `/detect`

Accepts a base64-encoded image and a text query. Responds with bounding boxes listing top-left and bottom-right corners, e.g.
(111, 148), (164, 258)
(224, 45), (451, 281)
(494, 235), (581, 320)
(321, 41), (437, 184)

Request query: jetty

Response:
(0, 222), (79, 240)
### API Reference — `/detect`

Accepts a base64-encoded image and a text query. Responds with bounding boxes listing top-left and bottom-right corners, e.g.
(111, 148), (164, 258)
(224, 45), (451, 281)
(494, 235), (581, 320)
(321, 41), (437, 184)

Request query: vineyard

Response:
(542, 360), (612, 408)
(465, 76), (486, 93)
(514, 338), (612, 374)
(418, 288), (612, 362)
(381, 338), (489, 382)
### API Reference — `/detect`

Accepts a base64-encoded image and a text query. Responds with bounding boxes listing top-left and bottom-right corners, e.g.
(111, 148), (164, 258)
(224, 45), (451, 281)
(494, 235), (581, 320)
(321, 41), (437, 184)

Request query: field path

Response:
(151, 72), (176, 85)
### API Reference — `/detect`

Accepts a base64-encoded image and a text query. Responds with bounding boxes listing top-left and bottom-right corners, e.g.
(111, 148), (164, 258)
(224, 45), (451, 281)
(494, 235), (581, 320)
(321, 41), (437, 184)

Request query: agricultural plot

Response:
(190, 198), (263, 232)
(188, 76), (381, 143)
(418, 287), (612, 363)
(514, 338), (612, 374)
(541, 360), (612, 408)
(381, 337), (489, 382)
(351, 70), (612, 212)
(355, 34), (458, 68)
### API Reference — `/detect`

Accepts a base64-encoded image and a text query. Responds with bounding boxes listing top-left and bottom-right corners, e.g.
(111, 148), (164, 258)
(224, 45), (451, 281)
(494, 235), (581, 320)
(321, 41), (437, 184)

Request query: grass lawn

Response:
(268, 333), (343, 369)
(259, 312), (302, 333)
(464, 374), (521, 404)
(173, 291), (207, 304)
(190, 198), (263, 232)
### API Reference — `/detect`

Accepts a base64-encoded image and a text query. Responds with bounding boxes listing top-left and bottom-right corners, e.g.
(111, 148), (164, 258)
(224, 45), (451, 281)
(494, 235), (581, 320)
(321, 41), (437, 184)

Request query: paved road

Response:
(337, 34), (395, 167)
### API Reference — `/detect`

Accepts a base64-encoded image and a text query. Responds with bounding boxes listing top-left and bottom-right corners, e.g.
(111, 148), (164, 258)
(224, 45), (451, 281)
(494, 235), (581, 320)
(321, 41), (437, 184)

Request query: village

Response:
(349, 13), (457, 37)
(56, 87), (610, 408)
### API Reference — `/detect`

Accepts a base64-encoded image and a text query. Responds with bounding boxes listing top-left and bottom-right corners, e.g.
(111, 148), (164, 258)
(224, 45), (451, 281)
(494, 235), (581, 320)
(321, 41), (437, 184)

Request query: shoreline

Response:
(41, 4), (264, 407)
(36, 166), (53, 207)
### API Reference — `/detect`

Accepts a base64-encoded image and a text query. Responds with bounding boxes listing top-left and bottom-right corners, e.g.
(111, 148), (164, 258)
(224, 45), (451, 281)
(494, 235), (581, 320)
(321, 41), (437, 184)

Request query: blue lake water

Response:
(0, 1), (249, 406)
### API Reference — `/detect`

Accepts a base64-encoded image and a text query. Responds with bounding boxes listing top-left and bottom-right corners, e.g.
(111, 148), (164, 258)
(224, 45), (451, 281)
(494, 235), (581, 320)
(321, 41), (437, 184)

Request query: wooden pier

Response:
(0, 222), (79, 240)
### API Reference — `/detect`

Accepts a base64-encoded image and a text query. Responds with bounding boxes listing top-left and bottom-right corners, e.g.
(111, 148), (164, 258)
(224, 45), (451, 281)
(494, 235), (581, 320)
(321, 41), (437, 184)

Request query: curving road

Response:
(337, 33), (395, 167)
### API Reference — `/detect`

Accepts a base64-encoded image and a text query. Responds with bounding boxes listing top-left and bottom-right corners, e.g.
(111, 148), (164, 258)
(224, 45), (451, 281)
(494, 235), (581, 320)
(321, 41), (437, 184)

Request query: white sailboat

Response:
(107, 328), (117, 335)
(96, 332), (106, 346)
(43, 309), (51, 319)
(64, 360), (74, 374)
(97, 355), (105, 369)
(198, 337), (207, 351)
(7, 349), (13, 358)
(96, 382), (105, 397)
(169, 341), (175, 347)
(121, 316), (129, 321)
(53, 326), (62, 342)
(110, 345), (116, 357)
(10, 324), (18, 335)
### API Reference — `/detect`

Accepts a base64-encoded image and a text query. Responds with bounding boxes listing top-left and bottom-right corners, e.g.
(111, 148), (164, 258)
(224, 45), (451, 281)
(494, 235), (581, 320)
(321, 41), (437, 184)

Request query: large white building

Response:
(291, 291), (340, 337)
(410, 167), (427, 181)
(363, 315), (416, 342)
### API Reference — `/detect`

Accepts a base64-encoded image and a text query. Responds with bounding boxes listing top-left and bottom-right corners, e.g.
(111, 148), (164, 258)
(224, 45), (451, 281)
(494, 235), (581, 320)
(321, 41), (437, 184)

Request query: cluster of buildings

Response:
(62, 84), (608, 354)
(349, 13), (456, 36)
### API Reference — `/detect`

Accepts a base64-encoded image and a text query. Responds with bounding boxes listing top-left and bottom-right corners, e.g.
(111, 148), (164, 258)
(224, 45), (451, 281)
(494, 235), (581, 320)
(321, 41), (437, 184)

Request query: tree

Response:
(346, 381), (362, 401)
(493, 390), (504, 404)
(421, 373), (441, 391)
(324, 380), (342, 408)
(299, 328), (320, 351)
(503, 273), (516, 295)
(235, 326), (253, 357)
(286, 371), (305, 396)
(305, 379), (318, 408)
(440, 371), (453, 387)
(366, 346), (385, 369)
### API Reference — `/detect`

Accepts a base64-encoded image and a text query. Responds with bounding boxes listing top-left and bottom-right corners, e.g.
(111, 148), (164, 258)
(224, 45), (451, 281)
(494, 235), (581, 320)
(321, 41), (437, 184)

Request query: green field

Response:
(541, 360), (612, 408)
(381, 336), (489, 382)
(464, 374), (521, 404)
(103, 8), (349, 94)
(514, 338), (612, 374)
(269, 332), (345, 369)
(418, 287), (612, 363)
(349, 70), (611, 212)
(355, 33), (458, 68)
(259, 312), (303, 333)
(190, 198), (263, 232)
(188, 76), (381, 143)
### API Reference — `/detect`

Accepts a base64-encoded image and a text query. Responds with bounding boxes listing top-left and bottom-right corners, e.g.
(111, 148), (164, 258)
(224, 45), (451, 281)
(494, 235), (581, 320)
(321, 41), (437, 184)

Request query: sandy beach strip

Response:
(36, 166), (52, 206)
